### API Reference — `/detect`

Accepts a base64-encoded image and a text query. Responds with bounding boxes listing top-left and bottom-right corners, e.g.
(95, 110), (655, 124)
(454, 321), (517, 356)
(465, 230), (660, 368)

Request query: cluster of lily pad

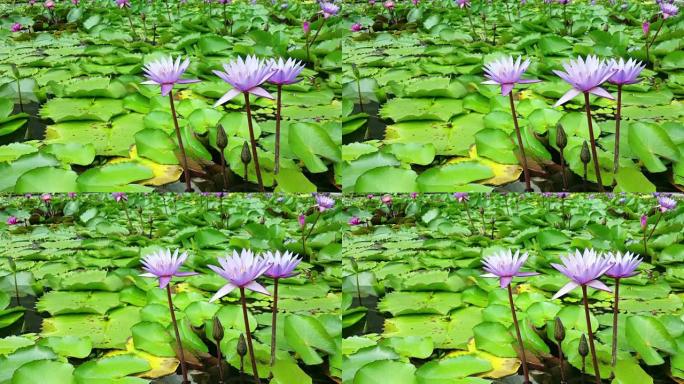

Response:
(0, 192), (343, 383)
(343, 0), (683, 192)
(0, 0), (342, 192)
(343, 192), (683, 383)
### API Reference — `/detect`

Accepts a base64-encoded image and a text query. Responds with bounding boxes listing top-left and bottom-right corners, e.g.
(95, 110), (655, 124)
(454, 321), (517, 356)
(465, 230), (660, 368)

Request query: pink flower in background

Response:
(349, 216), (361, 225)
(640, 215), (647, 229)
(116, 0), (130, 8)
(303, 21), (310, 34)
(384, 0), (395, 9)
(642, 21), (650, 35)
(41, 193), (52, 202)
(6, 216), (19, 225)
(10, 23), (21, 32)
(381, 194), (392, 205)
(298, 214), (306, 227)
(44, 0), (54, 9)
(351, 22), (362, 32)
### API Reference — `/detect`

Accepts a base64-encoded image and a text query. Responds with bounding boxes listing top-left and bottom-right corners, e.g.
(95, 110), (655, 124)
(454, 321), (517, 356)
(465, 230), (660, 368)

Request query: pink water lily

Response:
(142, 56), (200, 96)
(208, 249), (271, 302)
(140, 248), (198, 289)
(213, 55), (274, 107)
(482, 56), (540, 96)
(551, 249), (613, 299)
(482, 249), (539, 288)
(553, 55), (616, 106)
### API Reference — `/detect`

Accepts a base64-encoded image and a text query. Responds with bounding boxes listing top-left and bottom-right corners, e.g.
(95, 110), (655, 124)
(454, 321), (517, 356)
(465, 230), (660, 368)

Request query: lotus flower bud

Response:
(240, 141), (251, 165)
(212, 316), (224, 342)
(556, 123), (567, 150)
(216, 124), (228, 150)
(580, 141), (591, 165)
(578, 334), (589, 357)
(237, 333), (247, 356)
(554, 316), (565, 342)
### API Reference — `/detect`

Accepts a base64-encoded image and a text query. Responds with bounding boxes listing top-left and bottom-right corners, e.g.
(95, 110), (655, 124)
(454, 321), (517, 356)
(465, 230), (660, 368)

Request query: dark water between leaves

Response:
(344, 102), (679, 193)
(344, 296), (675, 384)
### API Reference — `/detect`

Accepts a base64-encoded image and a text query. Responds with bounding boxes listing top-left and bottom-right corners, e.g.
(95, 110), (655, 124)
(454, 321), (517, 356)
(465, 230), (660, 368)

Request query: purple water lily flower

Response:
(142, 56), (200, 97)
(316, 195), (335, 211)
(558, 0), (570, 4)
(267, 58), (305, 85)
(264, 250), (301, 278)
(140, 249), (198, 289)
(660, 2), (678, 18)
(116, 0), (129, 7)
(553, 55), (616, 106)
(482, 249), (539, 288)
(10, 23), (21, 32)
(658, 196), (676, 212)
(208, 249), (271, 302)
(6, 216), (18, 225)
(455, 0), (470, 6)
(551, 249), (613, 299)
(213, 55), (274, 107)
(320, 1), (339, 17)
(605, 251), (641, 278)
(351, 22), (362, 32)
(482, 56), (540, 96)
(608, 58), (645, 85)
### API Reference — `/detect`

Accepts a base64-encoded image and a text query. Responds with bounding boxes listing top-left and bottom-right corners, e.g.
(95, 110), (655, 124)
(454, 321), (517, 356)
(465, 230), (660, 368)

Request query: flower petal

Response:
(213, 88), (242, 107)
(209, 283), (237, 303)
(552, 281), (579, 300)
(586, 279), (612, 293)
(553, 88), (581, 107)
(245, 281), (271, 296)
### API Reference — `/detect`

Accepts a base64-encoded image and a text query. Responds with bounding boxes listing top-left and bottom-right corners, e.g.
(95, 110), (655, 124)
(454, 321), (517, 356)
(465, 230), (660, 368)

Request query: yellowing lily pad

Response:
(108, 146), (182, 186)
(104, 338), (179, 379)
(447, 339), (520, 379)
(448, 146), (522, 186)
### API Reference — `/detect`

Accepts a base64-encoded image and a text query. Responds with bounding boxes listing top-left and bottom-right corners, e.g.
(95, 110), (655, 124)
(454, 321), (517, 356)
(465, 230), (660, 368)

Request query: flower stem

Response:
(646, 17), (664, 64)
(220, 148), (229, 191)
(166, 284), (190, 384)
(613, 84), (623, 177)
(610, 278), (620, 368)
(581, 285), (602, 384)
(507, 284), (530, 384)
(646, 211), (662, 264)
(169, 91), (193, 192)
(239, 287), (261, 384)
(557, 339), (567, 384)
(269, 278), (279, 367)
(582, 92), (604, 192)
(243, 92), (264, 192)
(274, 84), (283, 175)
(307, 20), (325, 63)
(464, 201), (474, 233)
(509, 92), (532, 192)
(303, 211), (322, 260)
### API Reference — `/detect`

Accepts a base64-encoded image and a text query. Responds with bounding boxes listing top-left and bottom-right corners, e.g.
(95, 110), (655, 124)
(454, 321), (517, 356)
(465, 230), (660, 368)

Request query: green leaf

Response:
(289, 122), (341, 173)
(354, 166), (418, 193)
(353, 360), (416, 384)
(284, 314), (337, 365)
(11, 359), (74, 384)
(625, 315), (677, 365)
(14, 167), (79, 193)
